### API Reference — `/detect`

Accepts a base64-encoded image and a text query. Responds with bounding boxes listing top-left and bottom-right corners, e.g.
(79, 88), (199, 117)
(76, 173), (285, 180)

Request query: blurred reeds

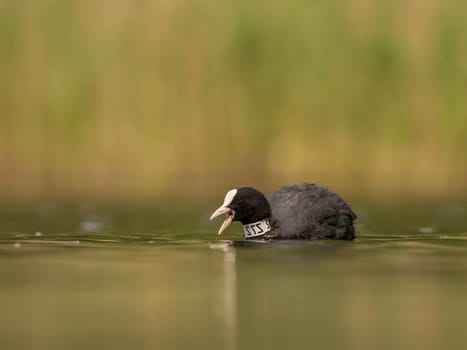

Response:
(0, 0), (466, 200)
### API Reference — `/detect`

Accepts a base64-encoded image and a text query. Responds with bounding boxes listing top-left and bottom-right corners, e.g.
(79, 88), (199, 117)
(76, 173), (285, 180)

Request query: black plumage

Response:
(210, 183), (356, 240)
(267, 183), (356, 240)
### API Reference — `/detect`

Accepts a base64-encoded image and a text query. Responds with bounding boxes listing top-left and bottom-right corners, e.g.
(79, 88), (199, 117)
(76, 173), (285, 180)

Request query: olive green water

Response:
(1, 202), (466, 350)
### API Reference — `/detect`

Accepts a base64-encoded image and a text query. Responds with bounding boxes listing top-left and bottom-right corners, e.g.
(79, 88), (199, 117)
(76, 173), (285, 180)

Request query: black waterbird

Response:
(210, 183), (356, 240)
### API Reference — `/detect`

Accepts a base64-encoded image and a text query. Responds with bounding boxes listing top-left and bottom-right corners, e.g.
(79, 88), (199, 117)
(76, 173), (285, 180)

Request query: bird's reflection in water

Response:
(209, 241), (237, 350)
(223, 245), (237, 350)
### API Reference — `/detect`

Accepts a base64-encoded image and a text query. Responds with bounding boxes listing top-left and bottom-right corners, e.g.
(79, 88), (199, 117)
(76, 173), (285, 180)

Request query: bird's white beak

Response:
(210, 206), (235, 235)
(210, 189), (238, 235)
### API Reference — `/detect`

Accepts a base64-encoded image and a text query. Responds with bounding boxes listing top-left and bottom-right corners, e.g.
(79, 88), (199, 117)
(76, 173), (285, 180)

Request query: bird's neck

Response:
(242, 218), (271, 239)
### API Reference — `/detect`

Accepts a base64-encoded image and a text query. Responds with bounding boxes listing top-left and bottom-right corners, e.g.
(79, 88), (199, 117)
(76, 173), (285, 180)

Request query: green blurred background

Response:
(1, 0), (466, 202)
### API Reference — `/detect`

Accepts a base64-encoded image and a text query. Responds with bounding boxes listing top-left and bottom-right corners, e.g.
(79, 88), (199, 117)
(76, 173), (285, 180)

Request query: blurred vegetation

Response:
(0, 0), (466, 201)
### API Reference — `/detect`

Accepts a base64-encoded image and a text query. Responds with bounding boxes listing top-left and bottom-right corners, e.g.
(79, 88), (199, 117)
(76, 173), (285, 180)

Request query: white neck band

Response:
(243, 219), (271, 239)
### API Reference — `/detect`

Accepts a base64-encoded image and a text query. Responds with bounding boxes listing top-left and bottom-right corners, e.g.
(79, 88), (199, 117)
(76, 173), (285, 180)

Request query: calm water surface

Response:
(0, 202), (466, 350)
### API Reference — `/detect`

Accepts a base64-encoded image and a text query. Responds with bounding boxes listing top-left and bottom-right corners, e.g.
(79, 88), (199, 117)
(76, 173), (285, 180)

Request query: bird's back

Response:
(267, 183), (356, 240)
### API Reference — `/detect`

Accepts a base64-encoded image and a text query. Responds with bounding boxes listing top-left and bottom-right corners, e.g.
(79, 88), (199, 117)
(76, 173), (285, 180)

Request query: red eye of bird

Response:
(237, 197), (243, 203)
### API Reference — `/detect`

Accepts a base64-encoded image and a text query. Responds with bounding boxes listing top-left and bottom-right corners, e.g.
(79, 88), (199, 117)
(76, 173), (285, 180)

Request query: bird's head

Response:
(210, 187), (271, 235)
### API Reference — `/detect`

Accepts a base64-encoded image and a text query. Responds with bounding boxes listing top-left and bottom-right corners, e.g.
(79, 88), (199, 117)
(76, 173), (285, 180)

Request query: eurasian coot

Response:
(210, 183), (356, 240)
